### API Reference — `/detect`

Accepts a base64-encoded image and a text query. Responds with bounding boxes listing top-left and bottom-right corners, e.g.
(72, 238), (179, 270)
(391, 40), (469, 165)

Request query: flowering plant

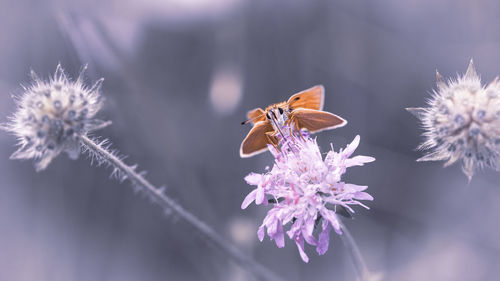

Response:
(242, 130), (374, 262)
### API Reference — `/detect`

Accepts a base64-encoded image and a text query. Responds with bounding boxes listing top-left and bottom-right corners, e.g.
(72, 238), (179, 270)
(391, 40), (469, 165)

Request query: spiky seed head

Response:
(2, 64), (108, 171)
(407, 59), (500, 180)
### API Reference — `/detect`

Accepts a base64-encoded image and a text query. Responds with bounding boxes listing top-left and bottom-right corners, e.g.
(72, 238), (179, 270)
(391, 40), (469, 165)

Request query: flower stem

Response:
(339, 220), (371, 281)
(80, 135), (283, 281)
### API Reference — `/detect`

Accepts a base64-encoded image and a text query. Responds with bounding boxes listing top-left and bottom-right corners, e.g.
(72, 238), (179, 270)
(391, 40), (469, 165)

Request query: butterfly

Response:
(240, 85), (347, 157)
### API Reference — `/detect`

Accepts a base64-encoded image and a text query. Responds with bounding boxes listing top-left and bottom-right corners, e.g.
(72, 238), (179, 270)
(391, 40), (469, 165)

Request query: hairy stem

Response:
(81, 135), (283, 281)
(339, 220), (371, 281)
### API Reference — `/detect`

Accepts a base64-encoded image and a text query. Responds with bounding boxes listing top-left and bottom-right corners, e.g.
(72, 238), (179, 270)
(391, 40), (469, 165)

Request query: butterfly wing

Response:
(287, 85), (325, 111)
(240, 121), (276, 158)
(292, 108), (347, 133)
(246, 108), (266, 125)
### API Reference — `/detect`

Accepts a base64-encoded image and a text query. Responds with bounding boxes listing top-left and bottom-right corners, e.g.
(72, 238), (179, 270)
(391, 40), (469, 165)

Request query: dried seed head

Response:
(408, 59), (500, 180)
(2, 64), (108, 171)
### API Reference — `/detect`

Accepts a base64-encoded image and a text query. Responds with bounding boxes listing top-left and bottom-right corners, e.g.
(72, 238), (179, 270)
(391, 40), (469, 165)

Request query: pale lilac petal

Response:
(343, 183), (368, 192)
(273, 220), (285, 248)
(255, 187), (265, 205)
(262, 198), (269, 206)
(354, 201), (370, 210)
(304, 215), (315, 236)
(267, 217), (278, 237)
(294, 237), (309, 263)
(339, 203), (355, 213)
(287, 220), (301, 239)
(257, 225), (265, 241)
(302, 228), (317, 246)
(335, 227), (343, 235)
(345, 155), (376, 167)
(302, 215), (317, 245)
(241, 189), (257, 209)
(343, 135), (360, 157)
(244, 173), (262, 185)
(354, 192), (373, 201)
(321, 209), (341, 233)
(264, 208), (279, 225)
(317, 221), (331, 255)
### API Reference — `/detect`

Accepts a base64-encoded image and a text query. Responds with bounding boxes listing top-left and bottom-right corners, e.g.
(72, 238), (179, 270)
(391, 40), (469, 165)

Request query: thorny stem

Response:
(339, 219), (372, 281)
(80, 135), (283, 281)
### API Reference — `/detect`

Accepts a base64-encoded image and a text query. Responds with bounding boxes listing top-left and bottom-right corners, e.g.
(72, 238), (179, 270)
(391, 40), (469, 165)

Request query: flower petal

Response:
(294, 236), (309, 263)
(273, 220), (285, 248)
(302, 229), (317, 246)
(257, 225), (265, 241)
(256, 187), (265, 205)
(317, 221), (331, 255)
(302, 215), (317, 246)
(321, 209), (341, 233)
(345, 155), (375, 167)
(244, 173), (262, 185)
(343, 135), (360, 157)
(354, 192), (373, 201)
(241, 189), (257, 209)
(343, 183), (365, 191)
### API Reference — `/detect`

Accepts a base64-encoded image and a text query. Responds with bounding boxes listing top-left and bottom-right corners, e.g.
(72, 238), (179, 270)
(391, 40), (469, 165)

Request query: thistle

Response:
(2, 65), (283, 281)
(2, 64), (107, 171)
(242, 126), (375, 263)
(407, 60), (500, 180)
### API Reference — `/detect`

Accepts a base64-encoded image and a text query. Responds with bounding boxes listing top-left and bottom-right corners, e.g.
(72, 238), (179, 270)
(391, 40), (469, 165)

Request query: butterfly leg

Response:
(289, 125), (297, 144)
(293, 117), (306, 141)
(265, 131), (281, 153)
(285, 116), (298, 143)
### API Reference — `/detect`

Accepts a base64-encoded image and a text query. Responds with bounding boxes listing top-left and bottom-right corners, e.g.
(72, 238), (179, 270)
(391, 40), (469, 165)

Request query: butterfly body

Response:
(240, 85), (347, 158)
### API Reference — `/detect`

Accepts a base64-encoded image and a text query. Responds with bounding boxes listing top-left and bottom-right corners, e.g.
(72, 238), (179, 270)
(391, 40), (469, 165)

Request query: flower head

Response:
(407, 60), (500, 180)
(242, 131), (375, 262)
(2, 64), (107, 171)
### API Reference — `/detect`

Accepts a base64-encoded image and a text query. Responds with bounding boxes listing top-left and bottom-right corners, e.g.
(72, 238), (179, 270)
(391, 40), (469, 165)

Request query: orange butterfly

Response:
(240, 85), (347, 157)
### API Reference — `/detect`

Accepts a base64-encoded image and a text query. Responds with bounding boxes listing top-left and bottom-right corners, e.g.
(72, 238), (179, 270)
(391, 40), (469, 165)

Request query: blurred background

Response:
(0, 0), (499, 280)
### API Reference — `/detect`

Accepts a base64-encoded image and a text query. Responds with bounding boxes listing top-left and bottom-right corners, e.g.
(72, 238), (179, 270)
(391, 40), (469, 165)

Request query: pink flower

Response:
(242, 134), (374, 262)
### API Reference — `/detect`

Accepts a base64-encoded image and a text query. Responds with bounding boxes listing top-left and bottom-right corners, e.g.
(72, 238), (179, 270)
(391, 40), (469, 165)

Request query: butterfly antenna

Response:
(241, 114), (264, 125)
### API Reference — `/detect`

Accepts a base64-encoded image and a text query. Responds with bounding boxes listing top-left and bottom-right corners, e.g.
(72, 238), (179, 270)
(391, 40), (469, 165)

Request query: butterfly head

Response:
(265, 103), (290, 131)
